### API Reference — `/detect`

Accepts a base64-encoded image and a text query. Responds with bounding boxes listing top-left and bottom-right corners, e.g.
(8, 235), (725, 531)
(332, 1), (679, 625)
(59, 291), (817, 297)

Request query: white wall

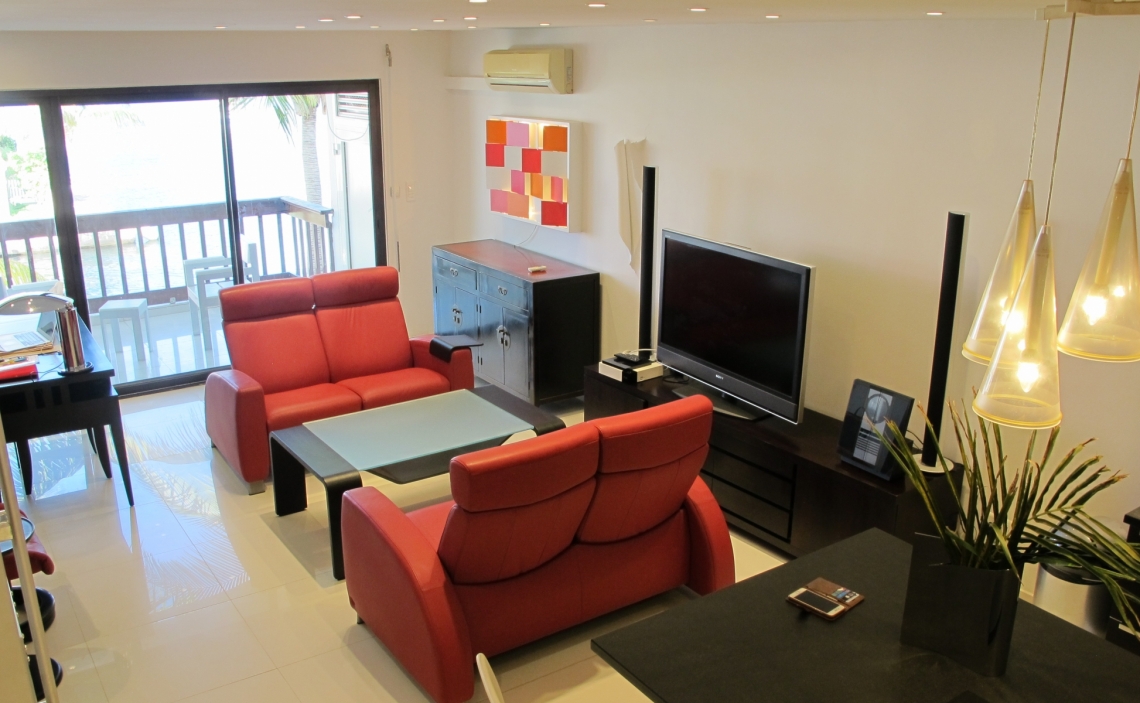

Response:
(447, 19), (1140, 524)
(0, 30), (455, 334)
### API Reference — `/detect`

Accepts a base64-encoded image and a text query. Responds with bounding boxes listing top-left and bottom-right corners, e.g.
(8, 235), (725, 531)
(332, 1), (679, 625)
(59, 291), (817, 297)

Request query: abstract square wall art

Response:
(485, 116), (576, 231)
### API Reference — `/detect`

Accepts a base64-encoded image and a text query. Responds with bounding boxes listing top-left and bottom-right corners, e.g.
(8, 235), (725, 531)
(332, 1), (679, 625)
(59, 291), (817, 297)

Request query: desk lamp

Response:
(0, 293), (88, 374)
(0, 294), (67, 699)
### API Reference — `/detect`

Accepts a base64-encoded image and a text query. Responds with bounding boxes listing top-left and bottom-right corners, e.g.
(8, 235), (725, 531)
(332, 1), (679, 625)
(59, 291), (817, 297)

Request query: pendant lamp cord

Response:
(1027, 20), (1051, 179)
(1044, 14), (1077, 225)
(1127, 59), (1140, 159)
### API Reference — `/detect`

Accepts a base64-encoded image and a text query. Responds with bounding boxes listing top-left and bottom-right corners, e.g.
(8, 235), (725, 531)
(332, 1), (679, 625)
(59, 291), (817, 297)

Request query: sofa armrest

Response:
(683, 478), (735, 594)
(411, 335), (475, 391)
(204, 370), (270, 485)
(342, 487), (474, 703)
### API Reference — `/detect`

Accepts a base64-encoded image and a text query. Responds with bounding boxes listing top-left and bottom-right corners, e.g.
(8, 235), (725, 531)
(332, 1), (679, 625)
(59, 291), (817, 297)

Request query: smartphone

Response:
(787, 587), (847, 620)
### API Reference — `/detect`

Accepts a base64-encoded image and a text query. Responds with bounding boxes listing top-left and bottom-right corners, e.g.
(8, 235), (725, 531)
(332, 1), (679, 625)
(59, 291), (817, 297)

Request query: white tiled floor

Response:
(10, 387), (787, 703)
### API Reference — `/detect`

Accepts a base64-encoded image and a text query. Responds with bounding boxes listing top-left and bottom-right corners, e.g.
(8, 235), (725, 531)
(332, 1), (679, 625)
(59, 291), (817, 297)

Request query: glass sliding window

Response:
(228, 91), (377, 283)
(63, 100), (230, 382)
(0, 104), (62, 297)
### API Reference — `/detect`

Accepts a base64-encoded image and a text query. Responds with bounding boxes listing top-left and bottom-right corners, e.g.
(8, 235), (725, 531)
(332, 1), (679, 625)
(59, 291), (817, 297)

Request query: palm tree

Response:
(231, 95), (323, 205)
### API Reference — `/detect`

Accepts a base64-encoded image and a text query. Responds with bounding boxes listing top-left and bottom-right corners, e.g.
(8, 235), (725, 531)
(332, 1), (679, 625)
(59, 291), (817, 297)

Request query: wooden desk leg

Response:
(92, 427), (112, 479)
(109, 415), (135, 507)
(15, 440), (32, 496)
(326, 473), (363, 581)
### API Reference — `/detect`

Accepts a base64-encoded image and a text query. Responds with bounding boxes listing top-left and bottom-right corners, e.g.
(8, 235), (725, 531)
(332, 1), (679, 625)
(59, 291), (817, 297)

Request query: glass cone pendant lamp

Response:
(962, 180), (1037, 363)
(974, 225), (1062, 428)
(963, 22), (1050, 365)
(1058, 61), (1140, 361)
(1058, 159), (1140, 360)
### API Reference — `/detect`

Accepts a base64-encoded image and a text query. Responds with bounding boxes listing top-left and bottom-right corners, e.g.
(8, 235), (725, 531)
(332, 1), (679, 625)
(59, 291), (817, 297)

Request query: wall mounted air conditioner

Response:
(484, 48), (573, 94)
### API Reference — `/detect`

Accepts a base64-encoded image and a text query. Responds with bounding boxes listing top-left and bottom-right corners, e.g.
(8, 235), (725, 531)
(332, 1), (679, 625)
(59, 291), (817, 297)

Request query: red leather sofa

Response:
(341, 395), (734, 703)
(205, 267), (474, 493)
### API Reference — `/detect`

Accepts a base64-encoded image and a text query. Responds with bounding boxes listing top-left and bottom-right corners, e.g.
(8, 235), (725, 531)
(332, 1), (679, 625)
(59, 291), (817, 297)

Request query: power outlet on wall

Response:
(405, 182), (416, 202)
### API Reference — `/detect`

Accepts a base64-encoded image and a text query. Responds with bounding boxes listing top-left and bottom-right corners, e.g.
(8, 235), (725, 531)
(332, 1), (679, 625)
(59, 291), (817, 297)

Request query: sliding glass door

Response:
(0, 81), (386, 393)
(64, 100), (231, 381)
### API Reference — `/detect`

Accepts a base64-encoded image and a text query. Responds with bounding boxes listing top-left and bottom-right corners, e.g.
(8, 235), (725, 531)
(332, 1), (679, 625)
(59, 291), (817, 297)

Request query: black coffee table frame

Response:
(271, 385), (564, 579)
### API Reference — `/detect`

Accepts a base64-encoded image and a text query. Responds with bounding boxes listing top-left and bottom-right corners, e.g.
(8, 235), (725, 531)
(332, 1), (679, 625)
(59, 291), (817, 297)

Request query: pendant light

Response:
(962, 23), (1050, 364)
(1057, 66), (1140, 361)
(974, 15), (1076, 430)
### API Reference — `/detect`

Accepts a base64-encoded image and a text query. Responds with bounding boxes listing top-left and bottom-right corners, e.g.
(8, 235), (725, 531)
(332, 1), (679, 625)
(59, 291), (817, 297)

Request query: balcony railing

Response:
(0, 196), (333, 308)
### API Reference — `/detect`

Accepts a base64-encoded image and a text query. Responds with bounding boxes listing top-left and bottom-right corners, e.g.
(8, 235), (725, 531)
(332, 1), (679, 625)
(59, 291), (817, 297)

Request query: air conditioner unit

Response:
(484, 48), (573, 94)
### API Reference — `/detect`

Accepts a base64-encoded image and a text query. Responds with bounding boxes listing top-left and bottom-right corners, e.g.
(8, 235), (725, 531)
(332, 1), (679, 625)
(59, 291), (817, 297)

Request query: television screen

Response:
(657, 231), (812, 423)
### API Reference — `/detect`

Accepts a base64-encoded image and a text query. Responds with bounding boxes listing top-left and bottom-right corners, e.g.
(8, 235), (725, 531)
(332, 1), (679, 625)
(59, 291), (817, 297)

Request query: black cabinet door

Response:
(503, 306), (530, 399)
(477, 299), (505, 385)
(455, 287), (478, 339)
(433, 279), (455, 335)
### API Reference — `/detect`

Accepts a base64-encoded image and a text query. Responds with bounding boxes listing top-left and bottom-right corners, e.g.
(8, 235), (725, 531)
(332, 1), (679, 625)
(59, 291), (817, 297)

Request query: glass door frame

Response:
(0, 80), (387, 395)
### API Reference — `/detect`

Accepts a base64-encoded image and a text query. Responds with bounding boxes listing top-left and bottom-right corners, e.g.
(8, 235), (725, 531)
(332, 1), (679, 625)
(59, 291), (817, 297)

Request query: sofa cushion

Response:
(313, 268), (413, 382)
(221, 278), (330, 396)
(312, 266), (400, 307)
(577, 395), (713, 544)
(264, 383), (362, 431)
(337, 368), (451, 410)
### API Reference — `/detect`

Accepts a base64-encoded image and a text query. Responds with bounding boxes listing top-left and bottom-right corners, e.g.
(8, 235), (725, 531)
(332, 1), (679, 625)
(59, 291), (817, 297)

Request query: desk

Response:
(0, 321), (133, 505)
(592, 530), (1137, 703)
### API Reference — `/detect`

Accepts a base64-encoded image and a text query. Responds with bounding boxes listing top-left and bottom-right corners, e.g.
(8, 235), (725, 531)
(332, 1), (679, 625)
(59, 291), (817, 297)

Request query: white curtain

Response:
(615, 139), (647, 271)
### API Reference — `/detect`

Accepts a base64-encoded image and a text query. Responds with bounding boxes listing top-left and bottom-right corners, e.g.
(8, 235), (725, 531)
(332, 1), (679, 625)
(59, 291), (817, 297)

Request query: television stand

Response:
(671, 381), (766, 422)
(584, 366), (960, 557)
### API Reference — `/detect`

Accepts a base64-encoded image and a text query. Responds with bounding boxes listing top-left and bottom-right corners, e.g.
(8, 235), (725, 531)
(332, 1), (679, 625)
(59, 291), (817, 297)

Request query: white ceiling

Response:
(0, 1), (1051, 32)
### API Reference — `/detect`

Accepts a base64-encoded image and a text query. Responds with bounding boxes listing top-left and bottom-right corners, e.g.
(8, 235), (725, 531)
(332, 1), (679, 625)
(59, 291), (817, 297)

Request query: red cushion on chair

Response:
(337, 368), (451, 410)
(312, 267), (400, 307)
(577, 395), (713, 544)
(316, 300), (413, 382)
(264, 384), (362, 431)
(449, 423), (600, 512)
(220, 277), (315, 321)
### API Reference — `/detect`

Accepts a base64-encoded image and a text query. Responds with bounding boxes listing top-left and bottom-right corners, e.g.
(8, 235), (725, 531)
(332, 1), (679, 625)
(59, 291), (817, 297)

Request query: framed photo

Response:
(837, 379), (914, 480)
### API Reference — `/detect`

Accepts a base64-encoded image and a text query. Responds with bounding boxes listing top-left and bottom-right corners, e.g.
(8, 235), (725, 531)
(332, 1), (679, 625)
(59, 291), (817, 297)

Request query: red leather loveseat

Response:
(205, 267), (474, 493)
(341, 395), (734, 703)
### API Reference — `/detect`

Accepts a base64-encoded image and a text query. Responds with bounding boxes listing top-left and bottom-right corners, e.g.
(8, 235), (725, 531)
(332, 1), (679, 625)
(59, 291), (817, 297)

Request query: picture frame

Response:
(837, 379), (914, 481)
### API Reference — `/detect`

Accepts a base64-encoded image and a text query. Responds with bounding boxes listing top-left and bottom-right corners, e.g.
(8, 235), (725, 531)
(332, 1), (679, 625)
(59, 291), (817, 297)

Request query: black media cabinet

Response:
(584, 368), (958, 557)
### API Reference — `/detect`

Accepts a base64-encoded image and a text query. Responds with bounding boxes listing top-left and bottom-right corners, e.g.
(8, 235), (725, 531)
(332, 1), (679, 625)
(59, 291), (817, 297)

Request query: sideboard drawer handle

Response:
(497, 286), (508, 296)
(449, 267), (458, 277)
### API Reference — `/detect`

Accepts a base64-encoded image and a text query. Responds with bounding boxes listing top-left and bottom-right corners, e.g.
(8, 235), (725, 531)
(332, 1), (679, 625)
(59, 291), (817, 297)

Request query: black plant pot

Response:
(900, 533), (1021, 676)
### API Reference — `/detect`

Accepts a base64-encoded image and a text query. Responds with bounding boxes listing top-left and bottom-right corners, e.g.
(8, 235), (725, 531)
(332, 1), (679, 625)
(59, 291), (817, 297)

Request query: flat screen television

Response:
(656, 230), (813, 423)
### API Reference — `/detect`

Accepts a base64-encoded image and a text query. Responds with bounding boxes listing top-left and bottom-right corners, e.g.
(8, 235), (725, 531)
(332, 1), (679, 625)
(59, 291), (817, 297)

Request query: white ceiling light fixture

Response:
(296, 25), (305, 29)
(433, 18), (445, 22)
(319, 18), (334, 22)
(587, 3), (606, 7)
(346, 15), (361, 20)
(766, 15), (779, 19)
(410, 28), (418, 31)
(371, 25), (379, 28)
(470, 0), (488, 3)
(691, 8), (708, 12)
(645, 19), (657, 22)
(927, 11), (944, 16)
(465, 16), (477, 20)
(540, 22), (551, 26)
(215, 25), (226, 29)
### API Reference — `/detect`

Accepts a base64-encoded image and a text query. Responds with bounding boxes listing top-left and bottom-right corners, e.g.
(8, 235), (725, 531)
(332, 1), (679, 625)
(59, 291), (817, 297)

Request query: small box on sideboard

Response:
(583, 367), (960, 557)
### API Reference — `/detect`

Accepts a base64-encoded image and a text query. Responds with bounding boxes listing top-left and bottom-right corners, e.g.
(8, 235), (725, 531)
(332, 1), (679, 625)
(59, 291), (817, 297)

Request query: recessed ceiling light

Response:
(296, 25), (305, 29)
(470, 0), (488, 3)
(433, 18), (445, 22)
(345, 15), (361, 20)
(410, 28), (418, 31)
(318, 18), (334, 22)
(540, 22), (551, 26)
(370, 25), (379, 28)
(215, 25), (226, 29)
(766, 15), (779, 19)
(468, 26), (477, 29)
(588, 3), (606, 7)
(927, 11), (943, 16)
(691, 7), (707, 12)
(644, 19), (657, 22)
(464, 16), (477, 20)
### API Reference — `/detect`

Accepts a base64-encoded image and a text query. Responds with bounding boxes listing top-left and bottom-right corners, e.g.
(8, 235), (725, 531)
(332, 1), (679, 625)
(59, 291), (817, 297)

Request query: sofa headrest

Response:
(450, 423), (599, 512)
(220, 278), (315, 322)
(590, 394), (713, 474)
(312, 267), (400, 307)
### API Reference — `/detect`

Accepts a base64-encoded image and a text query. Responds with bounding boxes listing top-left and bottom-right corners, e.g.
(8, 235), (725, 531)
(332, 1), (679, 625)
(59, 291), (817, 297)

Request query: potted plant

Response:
(881, 403), (1140, 676)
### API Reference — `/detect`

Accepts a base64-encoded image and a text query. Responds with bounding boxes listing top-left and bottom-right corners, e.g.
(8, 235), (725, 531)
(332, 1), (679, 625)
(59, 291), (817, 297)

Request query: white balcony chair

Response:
(184, 244), (259, 351)
(476, 653), (506, 703)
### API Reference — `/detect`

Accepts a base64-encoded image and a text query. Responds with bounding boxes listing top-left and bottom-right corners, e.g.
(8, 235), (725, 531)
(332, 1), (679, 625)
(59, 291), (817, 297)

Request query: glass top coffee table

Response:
(270, 385), (564, 579)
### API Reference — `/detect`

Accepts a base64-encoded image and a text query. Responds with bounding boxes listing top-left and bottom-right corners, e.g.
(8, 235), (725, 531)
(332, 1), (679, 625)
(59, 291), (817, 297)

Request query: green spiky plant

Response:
(880, 402), (1140, 638)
